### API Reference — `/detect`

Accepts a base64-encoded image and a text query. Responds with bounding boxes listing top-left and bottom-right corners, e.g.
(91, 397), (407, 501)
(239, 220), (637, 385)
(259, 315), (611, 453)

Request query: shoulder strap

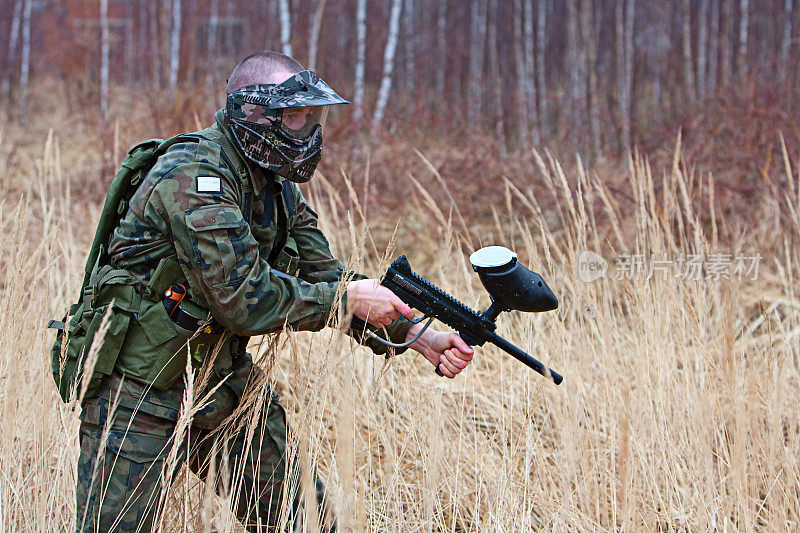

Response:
(80, 134), (203, 297)
(281, 181), (297, 218)
(81, 138), (161, 291)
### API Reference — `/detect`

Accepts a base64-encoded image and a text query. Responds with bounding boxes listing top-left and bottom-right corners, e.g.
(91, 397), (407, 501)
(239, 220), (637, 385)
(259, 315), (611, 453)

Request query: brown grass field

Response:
(1, 85), (799, 531)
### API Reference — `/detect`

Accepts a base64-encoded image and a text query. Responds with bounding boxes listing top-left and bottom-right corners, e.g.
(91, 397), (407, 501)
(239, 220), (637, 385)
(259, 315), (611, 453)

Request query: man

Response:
(73, 51), (474, 531)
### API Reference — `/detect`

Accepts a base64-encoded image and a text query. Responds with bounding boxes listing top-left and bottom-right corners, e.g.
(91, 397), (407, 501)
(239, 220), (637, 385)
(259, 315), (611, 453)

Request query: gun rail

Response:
(382, 255), (562, 385)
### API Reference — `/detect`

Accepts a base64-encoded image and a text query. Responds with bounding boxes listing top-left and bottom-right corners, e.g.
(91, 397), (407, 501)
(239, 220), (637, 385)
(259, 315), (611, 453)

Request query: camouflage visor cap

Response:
(226, 70), (348, 139)
(225, 70), (348, 182)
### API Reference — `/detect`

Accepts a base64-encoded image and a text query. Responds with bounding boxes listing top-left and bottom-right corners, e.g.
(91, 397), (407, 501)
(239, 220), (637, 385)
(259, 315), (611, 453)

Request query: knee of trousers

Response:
(76, 405), (178, 532)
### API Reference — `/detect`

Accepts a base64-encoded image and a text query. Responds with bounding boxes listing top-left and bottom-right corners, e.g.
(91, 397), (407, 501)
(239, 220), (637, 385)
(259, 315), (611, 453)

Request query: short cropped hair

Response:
(226, 51), (305, 94)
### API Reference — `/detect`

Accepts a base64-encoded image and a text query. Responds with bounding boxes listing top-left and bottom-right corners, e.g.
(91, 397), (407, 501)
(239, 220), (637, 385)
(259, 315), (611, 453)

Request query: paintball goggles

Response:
(365, 246), (562, 385)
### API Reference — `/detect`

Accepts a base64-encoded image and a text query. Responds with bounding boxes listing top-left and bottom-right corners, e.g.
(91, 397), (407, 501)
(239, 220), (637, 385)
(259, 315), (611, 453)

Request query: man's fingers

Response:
(438, 354), (459, 377)
(444, 351), (469, 370)
(388, 292), (415, 320)
(450, 334), (474, 356)
(449, 347), (473, 364)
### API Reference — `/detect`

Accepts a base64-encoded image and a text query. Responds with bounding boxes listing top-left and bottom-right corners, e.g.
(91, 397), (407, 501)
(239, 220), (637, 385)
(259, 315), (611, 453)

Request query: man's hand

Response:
(405, 322), (474, 379)
(346, 279), (416, 328)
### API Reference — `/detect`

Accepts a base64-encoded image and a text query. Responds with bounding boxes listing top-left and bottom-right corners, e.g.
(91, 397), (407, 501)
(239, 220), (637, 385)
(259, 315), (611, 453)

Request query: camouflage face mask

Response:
(225, 70), (348, 183)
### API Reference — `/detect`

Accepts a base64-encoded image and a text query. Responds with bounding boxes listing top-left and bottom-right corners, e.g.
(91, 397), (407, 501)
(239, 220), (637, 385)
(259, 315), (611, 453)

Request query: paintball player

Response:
(67, 51), (474, 531)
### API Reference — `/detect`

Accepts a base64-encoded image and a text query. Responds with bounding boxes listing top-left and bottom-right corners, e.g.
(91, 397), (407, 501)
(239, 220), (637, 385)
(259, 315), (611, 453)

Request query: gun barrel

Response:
(485, 331), (563, 385)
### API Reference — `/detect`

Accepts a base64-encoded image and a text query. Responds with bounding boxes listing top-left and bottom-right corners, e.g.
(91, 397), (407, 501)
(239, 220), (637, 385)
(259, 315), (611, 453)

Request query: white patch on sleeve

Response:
(196, 176), (222, 193)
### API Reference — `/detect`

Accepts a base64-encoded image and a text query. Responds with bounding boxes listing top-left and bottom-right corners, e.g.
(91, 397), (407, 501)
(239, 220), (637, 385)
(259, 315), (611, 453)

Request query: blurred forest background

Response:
(3, 2), (800, 531)
(2, 0), (800, 159)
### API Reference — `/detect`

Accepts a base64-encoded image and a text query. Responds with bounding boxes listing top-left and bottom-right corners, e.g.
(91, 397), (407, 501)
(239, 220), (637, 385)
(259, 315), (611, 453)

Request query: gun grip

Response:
(435, 364), (445, 377)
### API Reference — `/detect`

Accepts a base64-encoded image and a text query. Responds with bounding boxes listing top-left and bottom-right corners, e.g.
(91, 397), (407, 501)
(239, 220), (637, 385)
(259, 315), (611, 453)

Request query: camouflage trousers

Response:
(75, 371), (332, 532)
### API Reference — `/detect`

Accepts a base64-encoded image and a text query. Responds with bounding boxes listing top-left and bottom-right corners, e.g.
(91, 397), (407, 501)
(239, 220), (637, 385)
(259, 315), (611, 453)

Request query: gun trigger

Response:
(409, 315), (429, 324)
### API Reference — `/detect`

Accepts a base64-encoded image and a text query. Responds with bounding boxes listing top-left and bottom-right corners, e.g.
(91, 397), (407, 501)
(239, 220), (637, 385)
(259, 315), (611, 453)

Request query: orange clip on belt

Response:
(163, 284), (187, 318)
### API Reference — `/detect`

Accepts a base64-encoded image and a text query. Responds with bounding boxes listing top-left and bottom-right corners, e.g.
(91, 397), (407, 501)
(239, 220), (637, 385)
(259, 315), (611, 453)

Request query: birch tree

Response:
(308, 0), (327, 71)
(2, 0), (22, 103)
(19, 0), (31, 114)
(278, 0), (292, 57)
(353, 0), (367, 120)
(168, 0), (182, 89)
(100, 0), (110, 117)
(373, 0), (403, 126)
(737, 0), (749, 77)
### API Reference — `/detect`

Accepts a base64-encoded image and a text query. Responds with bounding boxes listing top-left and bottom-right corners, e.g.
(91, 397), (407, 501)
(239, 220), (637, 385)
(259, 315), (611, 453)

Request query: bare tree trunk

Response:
(208, 0), (218, 52)
(624, 0), (634, 143)
(523, 0), (539, 144)
(720, 0), (732, 86)
(468, 0), (488, 124)
(566, 0), (582, 138)
(488, 0), (507, 157)
(353, 0), (367, 120)
(514, 0), (530, 146)
(136, 0), (147, 83)
(584, 0), (600, 160)
(100, 0), (110, 117)
(708, 0), (719, 93)
(150, 0), (162, 88)
(2, 0), (22, 103)
(536, 0), (547, 135)
(278, 0), (292, 57)
(19, 0), (31, 114)
(647, 6), (669, 111)
(737, 0), (749, 77)
(682, 0), (695, 102)
(616, 0), (629, 151)
(782, 0), (794, 84)
(168, 0), (182, 89)
(205, 0), (219, 85)
(373, 0), (403, 126)
(436, 0), (447, 94)
(697, 0), (708, 101)
(307, 0), (326, 71)
(403, 0), (415, 96)
(123, 5), (134, 87)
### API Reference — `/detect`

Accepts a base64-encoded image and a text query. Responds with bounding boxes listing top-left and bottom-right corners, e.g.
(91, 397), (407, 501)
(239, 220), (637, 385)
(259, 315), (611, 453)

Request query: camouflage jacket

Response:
(108, 111), (411, 355)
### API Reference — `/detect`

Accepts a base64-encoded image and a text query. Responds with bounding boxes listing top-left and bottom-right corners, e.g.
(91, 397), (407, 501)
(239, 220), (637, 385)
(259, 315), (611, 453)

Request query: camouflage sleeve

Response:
(145, 142), (339, 336)
(290, 187), (413, 355)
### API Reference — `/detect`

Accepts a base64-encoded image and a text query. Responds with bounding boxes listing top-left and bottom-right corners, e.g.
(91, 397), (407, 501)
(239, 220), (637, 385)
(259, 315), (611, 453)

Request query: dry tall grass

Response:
(1, 111), (799, 531)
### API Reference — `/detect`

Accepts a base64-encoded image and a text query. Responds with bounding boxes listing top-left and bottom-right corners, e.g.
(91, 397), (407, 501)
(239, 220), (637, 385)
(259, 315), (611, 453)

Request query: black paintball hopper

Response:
(470, 246), (558, 320)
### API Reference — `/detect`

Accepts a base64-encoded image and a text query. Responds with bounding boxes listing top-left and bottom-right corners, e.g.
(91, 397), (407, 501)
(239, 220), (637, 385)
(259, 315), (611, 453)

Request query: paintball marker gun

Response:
(366, 246), (563, 385)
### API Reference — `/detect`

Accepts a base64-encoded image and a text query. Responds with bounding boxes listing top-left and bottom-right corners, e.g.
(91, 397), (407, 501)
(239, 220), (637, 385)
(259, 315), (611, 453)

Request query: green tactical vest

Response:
(48, 120), (299, 403)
